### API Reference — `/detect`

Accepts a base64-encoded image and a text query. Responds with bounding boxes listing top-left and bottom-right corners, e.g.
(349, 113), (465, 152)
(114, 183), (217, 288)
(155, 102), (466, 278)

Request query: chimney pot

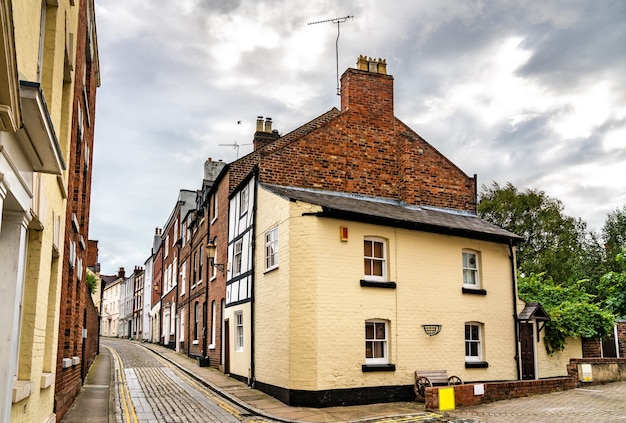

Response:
(265, 117), (272, 133)
(256, 116), (264, 132)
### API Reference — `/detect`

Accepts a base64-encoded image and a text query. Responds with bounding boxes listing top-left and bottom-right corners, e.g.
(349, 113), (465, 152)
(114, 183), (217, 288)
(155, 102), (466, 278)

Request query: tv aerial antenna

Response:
(219, 140), (252, 159)
(308, 15), (353, 95)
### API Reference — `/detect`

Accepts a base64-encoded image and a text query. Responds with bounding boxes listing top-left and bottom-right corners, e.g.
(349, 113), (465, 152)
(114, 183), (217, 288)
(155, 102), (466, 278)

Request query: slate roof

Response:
(518, 302), (551, 321)
(261, 183), (524, 245)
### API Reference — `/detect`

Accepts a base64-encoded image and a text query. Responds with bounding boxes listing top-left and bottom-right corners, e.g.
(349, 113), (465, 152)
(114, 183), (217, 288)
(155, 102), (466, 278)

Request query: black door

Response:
(520, 323), (535, 380)
(602, 331), (618, 357)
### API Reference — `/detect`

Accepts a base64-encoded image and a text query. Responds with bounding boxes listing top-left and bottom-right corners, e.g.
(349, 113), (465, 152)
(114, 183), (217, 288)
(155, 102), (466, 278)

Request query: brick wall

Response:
(618, 321), (626, 358)
(54, 0), (99, 419)
(86, 240), (98, 268)
(230, 64), (476, 212)
(425, 377), (576, 410)
(582, 338), (602, 357)
(206, 168), (230, 369)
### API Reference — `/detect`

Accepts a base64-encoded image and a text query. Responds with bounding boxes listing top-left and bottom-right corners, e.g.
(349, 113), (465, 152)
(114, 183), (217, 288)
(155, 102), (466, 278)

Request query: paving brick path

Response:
(452, 382), (626, 423)
(103, 339), (276, 422)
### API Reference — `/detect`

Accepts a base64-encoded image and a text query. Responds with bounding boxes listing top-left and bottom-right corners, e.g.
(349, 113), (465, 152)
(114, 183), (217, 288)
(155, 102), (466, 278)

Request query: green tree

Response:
(602, 206), (626, 272)
(86, 271), (98, 295)
(596, 249), (626, 319)
(518, 273), (614, 354)
(478, 182), (592, 284)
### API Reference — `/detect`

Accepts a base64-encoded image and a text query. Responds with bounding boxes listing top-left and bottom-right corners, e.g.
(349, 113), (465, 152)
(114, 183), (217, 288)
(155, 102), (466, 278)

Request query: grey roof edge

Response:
(260, 183), (523, 244)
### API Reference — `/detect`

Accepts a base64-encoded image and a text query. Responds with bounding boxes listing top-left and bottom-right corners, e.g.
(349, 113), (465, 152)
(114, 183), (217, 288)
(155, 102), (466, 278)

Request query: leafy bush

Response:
(518, 273), (614, 354)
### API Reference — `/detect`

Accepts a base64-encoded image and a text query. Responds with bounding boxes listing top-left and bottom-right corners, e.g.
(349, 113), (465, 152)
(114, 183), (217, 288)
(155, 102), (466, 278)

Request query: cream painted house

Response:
(252, 184), (523, 406)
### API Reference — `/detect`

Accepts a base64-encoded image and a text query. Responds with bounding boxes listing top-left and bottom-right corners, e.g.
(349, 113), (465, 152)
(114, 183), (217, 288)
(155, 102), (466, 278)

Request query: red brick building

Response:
(54, 0), (101, 419)
(159, 190), (196, 349)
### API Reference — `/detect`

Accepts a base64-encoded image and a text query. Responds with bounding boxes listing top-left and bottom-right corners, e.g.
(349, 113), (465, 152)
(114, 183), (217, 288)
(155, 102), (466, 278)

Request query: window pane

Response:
(464, 269), (476, 285)
(364, 241), (372, 257)
(375, 322), (385, 340)
(470, 342), (478, 356)
(364, 258), (372, 275)
(365, 323), (374, 339)
(365, 342), (373, 358)
(373, 341), (384, 358)
(373, 241), (383, 258)
(471, 325), (479, 340)
(465, 325), (470, 339)
(372, 260), (383, 276)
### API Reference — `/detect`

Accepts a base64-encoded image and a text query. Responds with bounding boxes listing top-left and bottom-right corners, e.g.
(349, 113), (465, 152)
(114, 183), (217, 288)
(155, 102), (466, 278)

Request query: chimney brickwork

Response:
(229, 56), (476, 212)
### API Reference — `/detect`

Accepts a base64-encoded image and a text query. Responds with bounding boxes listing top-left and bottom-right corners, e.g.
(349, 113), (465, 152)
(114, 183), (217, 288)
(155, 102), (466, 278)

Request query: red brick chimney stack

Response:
(253, 116), (280, 151)
(340, 55), (394, 122)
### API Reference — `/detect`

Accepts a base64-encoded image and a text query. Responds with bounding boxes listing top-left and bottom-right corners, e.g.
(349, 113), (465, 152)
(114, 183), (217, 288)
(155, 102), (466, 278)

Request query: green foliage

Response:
(596, 249), (626, 319)
(478, 182), (591, 284)
(478, 181), (626, 352)
(602, 207), (626, 272)
(518, 273), (615, 354)
(86, 271), (98, 295)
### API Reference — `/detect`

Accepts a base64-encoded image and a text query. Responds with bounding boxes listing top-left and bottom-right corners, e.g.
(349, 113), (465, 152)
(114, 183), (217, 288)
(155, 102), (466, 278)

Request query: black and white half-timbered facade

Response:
(225, 175), (255, 381)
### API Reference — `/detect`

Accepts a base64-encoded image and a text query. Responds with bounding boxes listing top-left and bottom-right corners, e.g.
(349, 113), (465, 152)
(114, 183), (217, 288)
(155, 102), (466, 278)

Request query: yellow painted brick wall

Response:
(537, 334), (582, 378)
(225, 302), (252, 380)
(254, 186), (292, 388)
(11, 1), (76, 421)
(254, 188), (518, 392)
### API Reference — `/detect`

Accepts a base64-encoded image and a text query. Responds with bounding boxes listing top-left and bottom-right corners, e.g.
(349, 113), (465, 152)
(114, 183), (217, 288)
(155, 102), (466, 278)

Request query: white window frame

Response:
(180, 261), (186, 296)
(211, 193), (218, 224)
(209, 301), (216, 349)
(465, 322), (483, 362)
(179, 307), (185, 342)
(193, 302), (199, 342)
(233, 239), (243, 276)
(239, 185), (249, 217)
(365, 320), (388, 364)
(364, 237), (386, 282)
(265, 227), (279, 271)
(235, 311), (244, 351)
(462, 250), (480, 289)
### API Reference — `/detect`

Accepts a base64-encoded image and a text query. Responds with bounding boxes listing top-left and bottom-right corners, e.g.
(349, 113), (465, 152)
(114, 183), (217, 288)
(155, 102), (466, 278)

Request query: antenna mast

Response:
(308, 15), (353, 95)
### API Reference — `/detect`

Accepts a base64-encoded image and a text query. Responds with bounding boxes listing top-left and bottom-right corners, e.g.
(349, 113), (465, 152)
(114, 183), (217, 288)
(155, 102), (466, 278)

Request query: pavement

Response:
(61, 339), (626, 423)
(60, 344), (115, 423)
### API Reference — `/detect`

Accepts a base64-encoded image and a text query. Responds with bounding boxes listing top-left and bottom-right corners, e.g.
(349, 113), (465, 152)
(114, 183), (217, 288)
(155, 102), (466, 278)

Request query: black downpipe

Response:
(509, 239), (521, 381)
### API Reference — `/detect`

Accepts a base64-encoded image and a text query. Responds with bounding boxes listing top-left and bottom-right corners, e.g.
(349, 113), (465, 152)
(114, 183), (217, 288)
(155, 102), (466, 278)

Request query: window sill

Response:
(465, 361), (489, 368)
(360, 280), (397, 289)
(12, 380), (35, 403)
(462, 287), (487, 295)
(362, 364), (396, 372)
(263, 266), (278, 274)
(209, 344), (215, 350)
(192, 340), (199, 345)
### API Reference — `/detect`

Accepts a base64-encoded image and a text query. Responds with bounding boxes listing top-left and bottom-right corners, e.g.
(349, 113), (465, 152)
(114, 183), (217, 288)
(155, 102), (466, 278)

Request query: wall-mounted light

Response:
(205, 239), (225, 276)
(422, 324), (442, 336)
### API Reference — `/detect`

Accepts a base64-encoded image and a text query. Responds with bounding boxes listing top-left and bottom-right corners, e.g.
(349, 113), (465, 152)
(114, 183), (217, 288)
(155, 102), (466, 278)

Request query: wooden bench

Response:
(414, 370), (463, 400)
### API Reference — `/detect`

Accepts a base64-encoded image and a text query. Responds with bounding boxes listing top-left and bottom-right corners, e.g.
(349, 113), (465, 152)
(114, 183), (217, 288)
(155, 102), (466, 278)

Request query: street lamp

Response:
(205, 239), (225, 276)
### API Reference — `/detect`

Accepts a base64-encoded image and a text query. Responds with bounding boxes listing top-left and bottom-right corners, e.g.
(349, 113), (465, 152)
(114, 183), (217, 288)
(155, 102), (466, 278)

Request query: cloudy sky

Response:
(91, 0), (626, 275)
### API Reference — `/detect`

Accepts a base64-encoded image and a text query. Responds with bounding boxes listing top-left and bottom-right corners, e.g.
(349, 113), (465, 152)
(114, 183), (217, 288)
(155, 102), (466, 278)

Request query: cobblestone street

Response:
(103, 339), (276, 423)
(97, 339), (626, 423)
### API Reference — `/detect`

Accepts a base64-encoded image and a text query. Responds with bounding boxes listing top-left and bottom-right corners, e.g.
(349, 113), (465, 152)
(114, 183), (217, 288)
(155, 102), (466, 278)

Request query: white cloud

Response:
(90, 0), (626, 273)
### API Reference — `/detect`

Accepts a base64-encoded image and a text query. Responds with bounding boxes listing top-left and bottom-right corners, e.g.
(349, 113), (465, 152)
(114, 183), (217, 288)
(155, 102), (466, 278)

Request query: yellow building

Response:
(0, 0), (96, 421)
(252, 183), (524, 406)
